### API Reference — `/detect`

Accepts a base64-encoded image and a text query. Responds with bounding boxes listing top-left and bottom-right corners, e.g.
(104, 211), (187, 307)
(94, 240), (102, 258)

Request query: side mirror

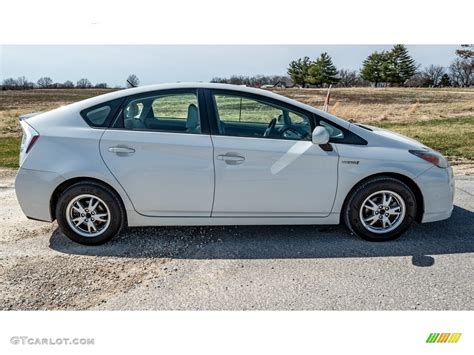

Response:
(312, 126), (330, 145)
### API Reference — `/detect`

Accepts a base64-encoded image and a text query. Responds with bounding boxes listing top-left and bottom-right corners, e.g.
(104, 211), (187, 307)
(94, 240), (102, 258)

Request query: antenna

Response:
(127, 79), (136, 88)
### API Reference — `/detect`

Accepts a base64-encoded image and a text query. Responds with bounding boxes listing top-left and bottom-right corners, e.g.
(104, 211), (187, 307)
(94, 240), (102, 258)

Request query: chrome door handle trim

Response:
(217, 153), (245, 165)
(108, 146), (136, 154)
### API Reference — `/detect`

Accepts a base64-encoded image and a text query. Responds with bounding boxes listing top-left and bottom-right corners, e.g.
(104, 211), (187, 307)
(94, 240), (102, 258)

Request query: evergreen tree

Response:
(307, 52), (339, 86)
(360, 51), (387, 87)
(287, 57), (311, 87)
(439, 73), (452, 87)
(388, 44), (418, 85)
(361, 46), (417, 86)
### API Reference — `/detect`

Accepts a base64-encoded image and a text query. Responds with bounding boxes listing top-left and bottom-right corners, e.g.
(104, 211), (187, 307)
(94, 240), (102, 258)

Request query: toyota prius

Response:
(15, 83), (454, 244)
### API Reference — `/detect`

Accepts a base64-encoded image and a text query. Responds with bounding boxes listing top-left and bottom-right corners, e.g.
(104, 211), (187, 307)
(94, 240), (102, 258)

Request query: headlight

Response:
(409, 149), (449, 168)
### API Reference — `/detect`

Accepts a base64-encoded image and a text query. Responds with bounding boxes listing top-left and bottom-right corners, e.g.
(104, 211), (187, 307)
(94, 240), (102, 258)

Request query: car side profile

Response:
(15, 83), (454, 245)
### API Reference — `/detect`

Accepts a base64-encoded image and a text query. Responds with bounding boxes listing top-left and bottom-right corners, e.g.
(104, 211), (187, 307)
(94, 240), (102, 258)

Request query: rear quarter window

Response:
(80, 98), (124, 128)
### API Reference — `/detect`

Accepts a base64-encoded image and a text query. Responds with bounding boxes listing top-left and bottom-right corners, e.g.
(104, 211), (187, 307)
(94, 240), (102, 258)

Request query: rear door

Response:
(207, 90), (339, 217)
(100, 89), (215, 217)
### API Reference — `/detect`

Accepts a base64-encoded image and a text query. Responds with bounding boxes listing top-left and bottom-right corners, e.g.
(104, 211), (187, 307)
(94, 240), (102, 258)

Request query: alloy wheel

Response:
(359, 190), (406, 234)
(65, 194), (111, 237)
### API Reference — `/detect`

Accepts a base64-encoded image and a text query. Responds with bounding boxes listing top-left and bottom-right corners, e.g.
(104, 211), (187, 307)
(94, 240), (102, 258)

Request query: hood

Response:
(352, 123), (428, 150)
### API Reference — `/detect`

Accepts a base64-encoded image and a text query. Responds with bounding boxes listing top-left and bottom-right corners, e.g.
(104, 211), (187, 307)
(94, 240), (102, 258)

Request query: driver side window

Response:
(212, 93), (311, 141)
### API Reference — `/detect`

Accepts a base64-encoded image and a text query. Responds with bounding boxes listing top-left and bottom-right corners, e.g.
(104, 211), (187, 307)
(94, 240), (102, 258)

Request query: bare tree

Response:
(94, 82), (108, 88)
(2, 78), (18, 89)
(210, 74), (292, 87)
(449, 45), (473, 87)
(338, 69), (361, 87)
(16, 76), (33, 89)
(405, 73), (430, 87)
(126, 74), (140, 88)
(76, 78), (92, 89)
(422, 65), (445, 87)
(450, 58), (472, 87)
(62, 80), (74, 88)
(37, 77), (53, 88)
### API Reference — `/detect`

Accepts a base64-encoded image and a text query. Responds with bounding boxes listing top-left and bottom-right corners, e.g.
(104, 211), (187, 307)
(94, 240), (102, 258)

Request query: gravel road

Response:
(0, 169), (473, 310)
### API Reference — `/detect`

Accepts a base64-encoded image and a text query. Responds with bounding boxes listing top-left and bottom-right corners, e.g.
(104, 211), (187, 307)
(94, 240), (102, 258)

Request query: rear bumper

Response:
(415, 166), (455, 223)
(15, 168), (64, 222)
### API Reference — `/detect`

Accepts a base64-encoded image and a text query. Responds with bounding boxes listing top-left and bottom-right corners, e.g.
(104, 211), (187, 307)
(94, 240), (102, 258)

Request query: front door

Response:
(100, 89), (215, 217)
(209, 91), (339, 217)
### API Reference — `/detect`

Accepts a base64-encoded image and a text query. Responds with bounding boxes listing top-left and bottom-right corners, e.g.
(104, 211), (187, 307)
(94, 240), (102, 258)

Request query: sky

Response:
(0, 45), (460, 87)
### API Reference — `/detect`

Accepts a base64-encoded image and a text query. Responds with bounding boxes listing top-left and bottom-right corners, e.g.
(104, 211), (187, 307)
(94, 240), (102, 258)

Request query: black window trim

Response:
(109, 88), (211, 135)
(314, 114), (368, 145)
(80, 97), (126, 129)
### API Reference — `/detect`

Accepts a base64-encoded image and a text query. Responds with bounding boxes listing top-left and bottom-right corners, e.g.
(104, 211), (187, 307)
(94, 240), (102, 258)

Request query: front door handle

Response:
(108, 146), (136, 154)
(217, 153), (245, 165)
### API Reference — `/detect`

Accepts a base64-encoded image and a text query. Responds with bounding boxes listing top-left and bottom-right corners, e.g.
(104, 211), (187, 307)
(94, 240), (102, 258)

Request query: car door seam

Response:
(328, 144), (340, 214)
(209, 134), (217, 217)
(98, 129), (140, 214)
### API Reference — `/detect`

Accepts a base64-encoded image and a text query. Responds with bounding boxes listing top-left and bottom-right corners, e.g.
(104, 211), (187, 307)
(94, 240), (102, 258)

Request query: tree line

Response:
(210, 75), (291, 87)
(212, 45), (473, 88)
(2, 46), (473, 90)
(1, 74), (141, 90)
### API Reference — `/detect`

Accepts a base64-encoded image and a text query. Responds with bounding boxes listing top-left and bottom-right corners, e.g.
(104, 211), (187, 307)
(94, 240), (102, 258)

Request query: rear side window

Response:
(119, 91), (201, 134)
(80, 98), (123, 128)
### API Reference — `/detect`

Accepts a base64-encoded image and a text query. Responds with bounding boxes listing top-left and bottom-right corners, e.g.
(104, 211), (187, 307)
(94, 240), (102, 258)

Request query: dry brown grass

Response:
(270, 87), (474, 123)
(1, 87), (473, 137)
(0, 89), (114, 137)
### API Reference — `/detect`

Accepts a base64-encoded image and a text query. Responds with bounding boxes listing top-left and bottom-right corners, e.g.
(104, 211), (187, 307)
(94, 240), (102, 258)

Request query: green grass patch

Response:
(374, 117), (474, 161)
(0, 137), (20, 168)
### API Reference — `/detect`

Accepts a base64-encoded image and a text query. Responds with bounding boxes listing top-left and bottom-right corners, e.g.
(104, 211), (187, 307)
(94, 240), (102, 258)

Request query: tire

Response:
(55, 181), (125, 245)
(343, 176), (417, 241)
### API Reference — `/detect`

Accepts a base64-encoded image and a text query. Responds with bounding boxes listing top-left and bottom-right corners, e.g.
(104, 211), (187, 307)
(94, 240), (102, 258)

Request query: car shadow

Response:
(49, 205), (474, 264)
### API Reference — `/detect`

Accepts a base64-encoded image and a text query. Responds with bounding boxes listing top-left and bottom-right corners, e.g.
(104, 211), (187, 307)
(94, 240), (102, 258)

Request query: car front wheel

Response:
(343, 176), (417, 241)
(56, 181), (125, 245)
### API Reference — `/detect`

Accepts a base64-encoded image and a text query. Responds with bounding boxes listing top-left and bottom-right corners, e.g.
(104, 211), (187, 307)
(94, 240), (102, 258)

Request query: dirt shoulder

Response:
(0, 168), (16, 181)
(1, 173), (472, 310)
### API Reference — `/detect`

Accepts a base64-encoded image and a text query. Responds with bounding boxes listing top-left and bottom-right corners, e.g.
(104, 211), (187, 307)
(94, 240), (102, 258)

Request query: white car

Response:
(15, 83), (454, 245)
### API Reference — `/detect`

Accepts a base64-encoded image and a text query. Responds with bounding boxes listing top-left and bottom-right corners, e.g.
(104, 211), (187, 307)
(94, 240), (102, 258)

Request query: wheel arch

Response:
(50, 177), (128, 223)
(340, 172), (424, 223)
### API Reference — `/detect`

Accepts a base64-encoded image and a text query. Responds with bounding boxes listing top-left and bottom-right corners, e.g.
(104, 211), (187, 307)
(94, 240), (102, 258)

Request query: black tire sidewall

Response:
(345, 178), (417, 241)
(56, 182), (124, 245)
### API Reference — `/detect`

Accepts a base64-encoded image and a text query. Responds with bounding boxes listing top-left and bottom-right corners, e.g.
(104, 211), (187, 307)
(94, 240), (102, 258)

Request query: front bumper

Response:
(415, 165), (455, 223)
(15, 168), (64, 222)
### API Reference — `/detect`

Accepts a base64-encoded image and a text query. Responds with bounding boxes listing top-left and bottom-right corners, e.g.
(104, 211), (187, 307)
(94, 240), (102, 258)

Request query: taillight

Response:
(26, 134), (40, 153)
(19, 120), (40, 166)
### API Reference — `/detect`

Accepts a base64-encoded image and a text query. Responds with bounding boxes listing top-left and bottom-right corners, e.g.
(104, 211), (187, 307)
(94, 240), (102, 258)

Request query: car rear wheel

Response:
(56, 181), (125, 245)
(343, 176), (417, 241)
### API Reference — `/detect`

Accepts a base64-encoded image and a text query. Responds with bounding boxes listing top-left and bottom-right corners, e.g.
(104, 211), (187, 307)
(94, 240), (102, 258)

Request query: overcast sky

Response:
(0, 45), (460, 87)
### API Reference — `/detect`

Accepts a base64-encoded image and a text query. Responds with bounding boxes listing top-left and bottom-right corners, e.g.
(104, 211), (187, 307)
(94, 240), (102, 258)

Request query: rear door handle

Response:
(108, 146), (136, 154)
(217, 153), (245, 165)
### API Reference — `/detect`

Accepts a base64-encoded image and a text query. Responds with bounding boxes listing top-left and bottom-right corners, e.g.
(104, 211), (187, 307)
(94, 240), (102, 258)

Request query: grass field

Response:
(377, 117), (474, 162)
(0, 87), (473, 168)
